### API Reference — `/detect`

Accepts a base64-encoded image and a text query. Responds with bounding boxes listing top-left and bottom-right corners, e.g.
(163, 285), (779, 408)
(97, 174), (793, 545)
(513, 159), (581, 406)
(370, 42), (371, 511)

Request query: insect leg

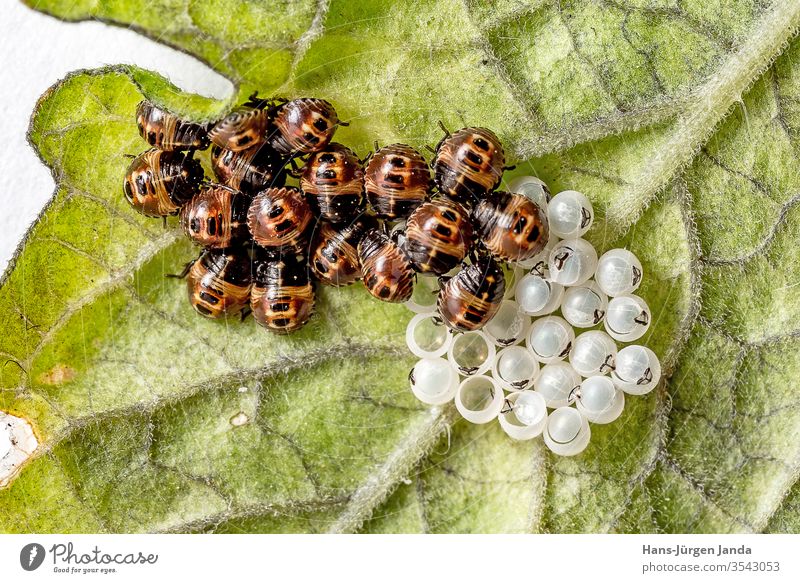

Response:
(166, 252), (203, 279)
(286, 158), (302, 178)
(239, 306), (253, 322)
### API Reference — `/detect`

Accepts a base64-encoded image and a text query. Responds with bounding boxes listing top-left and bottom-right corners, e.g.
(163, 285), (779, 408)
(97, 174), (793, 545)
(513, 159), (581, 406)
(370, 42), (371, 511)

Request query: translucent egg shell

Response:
(611, 345), (661, 395)
(406, 312), (452, 358)
(533, 362), (581, 408)
(409, 358), (459, 405)
(484, 300), (530, 347)
(515, 273), (564, 317)
(507, 175), (551, 210)
(455, 375), (505, 424)
(569, 331), (617, 377)
(548, 238), (598, 287)
(543, 406), (591, 456)
(595, 248), (643, 297)
(575, 376), (625, 424)
(560, 280), (608, 328)
(499, 390), (548, 440)
(527, 316), (575, 364)
(447, 330), (496, 376)
(547, 190), (593, 238)
(605, 294), (651, 342)
(403, 273), (439, 314)
(492, 345), (540, 391)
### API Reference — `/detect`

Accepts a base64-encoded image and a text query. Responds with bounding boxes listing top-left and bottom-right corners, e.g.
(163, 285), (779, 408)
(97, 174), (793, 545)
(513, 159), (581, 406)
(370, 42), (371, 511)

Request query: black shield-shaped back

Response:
(187, 248), (253, 318)
(209, 98), (269, 152)
(211, 143), (288, 193)
(364, 144), (431, 220)
(437, 256), (505, 332)
(123, 149), (204, 217)
(309, 214), (378, 286)
(472, 190), (549, 262)
(135, 100), (211, 151)
(402, 199), (473, 275)
(300, 143), (365, 223)
(358, 228), (415, 302)
(268, 98), (340, 156)
(433, 127), (505, 206)
(180, 184), (251, 249)
(251, 250), (315, 333)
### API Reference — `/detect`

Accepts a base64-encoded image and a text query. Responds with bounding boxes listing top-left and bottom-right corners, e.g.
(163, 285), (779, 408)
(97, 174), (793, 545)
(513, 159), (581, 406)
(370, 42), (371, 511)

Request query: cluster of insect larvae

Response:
(123, 94), (548, 335)
(405, 179), (662, 456)
(122, 95), (660, 454)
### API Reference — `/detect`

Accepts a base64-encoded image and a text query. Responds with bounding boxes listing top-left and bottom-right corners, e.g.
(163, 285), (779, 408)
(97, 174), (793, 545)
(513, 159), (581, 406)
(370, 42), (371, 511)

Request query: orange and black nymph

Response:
(433, 126), (505, 206)
(268, 98), (341, 156)
(186, 248), (253, 318)
(211, 143), (287, 193)
(123, 148), (204, 217)
(358, 228), (415, 303)
(300, 143), (364, 223)
(251, 250), (315, 334)
(364, 143), (431, 220)
(247, 187), (313, 251)
(471, 190), (549, 262)
(402, 199), (473, 275)
(209, 96), (270, 152)
(437, 255), (505, 332)
(180, 184), (251, 249)
(310, 214), (378, 286)
(136, 100), (211, 151)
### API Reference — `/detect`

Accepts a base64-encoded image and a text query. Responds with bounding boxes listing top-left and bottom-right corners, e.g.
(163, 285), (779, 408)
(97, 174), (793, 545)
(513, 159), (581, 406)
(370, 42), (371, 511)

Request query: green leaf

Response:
(3, 0), (800, 533)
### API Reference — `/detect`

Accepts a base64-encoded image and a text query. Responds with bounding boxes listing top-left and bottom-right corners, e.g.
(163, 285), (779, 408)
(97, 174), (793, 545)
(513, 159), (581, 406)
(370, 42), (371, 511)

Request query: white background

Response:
(0, 0), (231, 277)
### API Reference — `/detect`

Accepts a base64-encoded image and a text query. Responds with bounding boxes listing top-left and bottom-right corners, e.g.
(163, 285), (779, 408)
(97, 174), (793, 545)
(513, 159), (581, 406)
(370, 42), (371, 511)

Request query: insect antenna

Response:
(166, 256), (200, 279)
(437, 120), (451, 137)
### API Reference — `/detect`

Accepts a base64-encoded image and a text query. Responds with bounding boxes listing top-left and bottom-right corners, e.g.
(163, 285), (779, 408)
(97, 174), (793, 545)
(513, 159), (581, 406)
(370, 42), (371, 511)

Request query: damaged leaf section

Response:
(0, 412), (38, 488)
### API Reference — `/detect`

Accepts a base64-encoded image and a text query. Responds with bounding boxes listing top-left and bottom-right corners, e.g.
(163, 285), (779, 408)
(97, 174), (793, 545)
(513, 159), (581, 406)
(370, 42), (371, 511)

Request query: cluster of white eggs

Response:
(403, 176), (662, 456)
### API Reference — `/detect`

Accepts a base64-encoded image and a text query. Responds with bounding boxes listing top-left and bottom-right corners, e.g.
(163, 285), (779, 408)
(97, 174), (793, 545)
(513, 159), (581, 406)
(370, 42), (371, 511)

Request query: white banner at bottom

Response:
(1, 534), (798, 582)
